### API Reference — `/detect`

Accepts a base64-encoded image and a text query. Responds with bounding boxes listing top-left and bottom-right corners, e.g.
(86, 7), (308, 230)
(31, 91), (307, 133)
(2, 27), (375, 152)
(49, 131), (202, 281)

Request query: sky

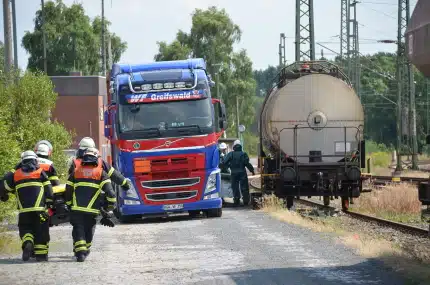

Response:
(0, 0), (419, 71)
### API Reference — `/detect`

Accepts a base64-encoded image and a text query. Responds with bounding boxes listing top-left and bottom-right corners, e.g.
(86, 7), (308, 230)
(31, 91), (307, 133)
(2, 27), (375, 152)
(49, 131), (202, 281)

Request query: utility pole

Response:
(236, 95), (240, 139)
(41, 0), (47, 74)
(279, 33), (286, 67)
(11, 0), (17, 69)
(101, 0), (106, 75)
(3, 0), (12, 75)
(340, 0), (349, 60)
(340, 0), (361, 97)
(295, 0), (315, 61)
(396, 0), (418, 170)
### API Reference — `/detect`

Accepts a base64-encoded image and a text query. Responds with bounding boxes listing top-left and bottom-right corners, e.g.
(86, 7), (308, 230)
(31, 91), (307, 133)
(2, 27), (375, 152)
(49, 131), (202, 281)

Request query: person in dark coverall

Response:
(222, 140), (255, 206)
(65, 147), (116, 262)
(2, 151), (53, 261)
(68, 137), (130, 191)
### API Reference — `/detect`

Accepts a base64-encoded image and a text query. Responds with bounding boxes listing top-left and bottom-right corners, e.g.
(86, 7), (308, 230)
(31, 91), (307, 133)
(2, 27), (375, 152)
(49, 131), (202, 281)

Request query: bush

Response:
(0, 71), (72, 223)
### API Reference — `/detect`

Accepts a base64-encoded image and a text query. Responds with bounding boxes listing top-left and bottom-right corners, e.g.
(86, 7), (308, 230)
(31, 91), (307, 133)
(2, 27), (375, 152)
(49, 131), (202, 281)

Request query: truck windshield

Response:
(118, 98), (213, 139)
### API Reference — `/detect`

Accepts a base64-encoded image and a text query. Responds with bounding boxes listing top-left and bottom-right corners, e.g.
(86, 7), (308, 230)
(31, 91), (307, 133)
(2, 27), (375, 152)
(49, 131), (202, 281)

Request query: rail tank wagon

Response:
(258, 61), (365, 210)
(406, 0), (430, 77)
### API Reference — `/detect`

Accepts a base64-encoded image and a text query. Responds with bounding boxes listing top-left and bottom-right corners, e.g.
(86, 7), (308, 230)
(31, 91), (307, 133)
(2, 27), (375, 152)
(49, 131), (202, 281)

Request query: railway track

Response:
(246, 175), (430, 238)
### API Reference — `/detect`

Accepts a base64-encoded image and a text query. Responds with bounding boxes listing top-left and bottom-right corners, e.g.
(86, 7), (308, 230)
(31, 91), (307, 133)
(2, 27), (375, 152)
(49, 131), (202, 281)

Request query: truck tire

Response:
(117, 213), (140, 223)
(188, 210), (200, 218)
(206, 208), (222, 218)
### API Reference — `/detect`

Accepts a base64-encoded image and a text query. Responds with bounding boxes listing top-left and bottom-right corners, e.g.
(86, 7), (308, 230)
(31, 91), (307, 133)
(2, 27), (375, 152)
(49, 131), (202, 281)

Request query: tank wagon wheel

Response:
(323, 196), (330, 206)
(286, 197), (294, 210)
(341, 197), (349, 211)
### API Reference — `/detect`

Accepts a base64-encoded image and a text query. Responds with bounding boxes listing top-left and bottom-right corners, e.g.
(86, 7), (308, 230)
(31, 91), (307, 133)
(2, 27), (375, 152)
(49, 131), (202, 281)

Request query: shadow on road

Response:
(189, 260), (410, 285)
(0, 256), (76, 264)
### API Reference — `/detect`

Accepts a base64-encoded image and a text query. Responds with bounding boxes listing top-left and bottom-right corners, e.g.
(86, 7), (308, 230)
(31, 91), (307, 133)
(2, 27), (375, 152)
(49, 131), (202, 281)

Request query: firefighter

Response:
(2, 151), (53, 261)
(65, 147), (116, 262)
(219, 142), (230, 174)
(13, 141), (59, 186)
(68, 137), (130, 191)
(222, 140), (255, 206)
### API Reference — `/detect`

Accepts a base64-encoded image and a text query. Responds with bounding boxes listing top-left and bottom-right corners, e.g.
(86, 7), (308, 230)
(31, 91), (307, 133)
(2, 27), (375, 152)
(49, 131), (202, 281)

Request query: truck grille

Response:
(145, 190), (198, 201)
(141, 177), (200, 189)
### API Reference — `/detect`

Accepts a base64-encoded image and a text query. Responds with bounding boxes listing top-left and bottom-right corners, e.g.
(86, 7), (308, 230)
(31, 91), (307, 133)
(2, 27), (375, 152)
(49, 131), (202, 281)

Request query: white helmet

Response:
(79, 137), (96, 150)
(219, 142), (227, 150)
(83, 147), (99, 158)
(34, 140), (53, 155)
(233, 139), (241, 147)
(21, 150), (38, 162)
(35, 143), (50, 157)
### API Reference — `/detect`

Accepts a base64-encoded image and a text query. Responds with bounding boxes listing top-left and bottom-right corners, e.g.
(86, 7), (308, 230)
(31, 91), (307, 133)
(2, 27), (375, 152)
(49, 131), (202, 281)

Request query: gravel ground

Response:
(0, 207), (408, 285)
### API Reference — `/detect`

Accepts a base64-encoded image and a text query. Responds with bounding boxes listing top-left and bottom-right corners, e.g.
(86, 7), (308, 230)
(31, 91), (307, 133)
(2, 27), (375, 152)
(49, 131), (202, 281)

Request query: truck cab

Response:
(104, 58), (227, 222)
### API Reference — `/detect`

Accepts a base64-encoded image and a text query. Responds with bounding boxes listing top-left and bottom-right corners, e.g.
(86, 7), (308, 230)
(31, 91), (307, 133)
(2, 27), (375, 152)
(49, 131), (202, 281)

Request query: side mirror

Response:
(104, 109), (112, 139)
(212, 99), (228, 131)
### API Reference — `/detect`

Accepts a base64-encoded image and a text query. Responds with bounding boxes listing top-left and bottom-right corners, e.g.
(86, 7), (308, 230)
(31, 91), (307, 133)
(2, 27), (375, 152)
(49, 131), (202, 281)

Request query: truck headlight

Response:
(123, 179), (139, 199)
(205, 170), (220, 193)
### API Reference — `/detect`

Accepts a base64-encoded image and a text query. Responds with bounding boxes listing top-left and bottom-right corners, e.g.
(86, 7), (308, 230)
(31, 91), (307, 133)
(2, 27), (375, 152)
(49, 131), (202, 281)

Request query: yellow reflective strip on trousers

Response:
(34, 244), (48, 249)
(34, 188), (44, 209)
(34, 249), (48, 254)
(108, 167), (114, 177)
(16, 182), (43, 190)
(75, 247), (88, 252)
(74, 240), (86, 246)
(71, 207), (100, 214)
(99, 179), (111, 188)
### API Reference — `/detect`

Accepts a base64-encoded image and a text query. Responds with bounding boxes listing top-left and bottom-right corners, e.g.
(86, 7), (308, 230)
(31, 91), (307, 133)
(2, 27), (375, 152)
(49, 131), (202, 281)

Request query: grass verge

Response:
(352, 183), (423, 224)
(260, 195), (430, 285)
(0, 228), (21, 255)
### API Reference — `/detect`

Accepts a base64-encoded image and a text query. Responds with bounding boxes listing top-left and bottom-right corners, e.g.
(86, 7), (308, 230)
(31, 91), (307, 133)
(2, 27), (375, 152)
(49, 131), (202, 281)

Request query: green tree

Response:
(22, 0), (127, 75)
(154, 7), (255, 136)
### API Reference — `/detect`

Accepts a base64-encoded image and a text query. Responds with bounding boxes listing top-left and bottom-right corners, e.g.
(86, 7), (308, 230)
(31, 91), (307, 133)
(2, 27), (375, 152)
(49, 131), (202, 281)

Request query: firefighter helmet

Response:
(78, 137), (96, 150)
(21, 150), (38, 162)
(219, 142), (227, 150)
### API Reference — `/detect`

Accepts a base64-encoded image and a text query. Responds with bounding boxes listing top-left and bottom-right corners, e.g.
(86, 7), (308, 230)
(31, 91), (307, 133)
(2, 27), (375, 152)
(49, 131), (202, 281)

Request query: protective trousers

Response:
(18, 212), (50, 257)
(231, 172), (249, 205)
(70, 212), (97, 255)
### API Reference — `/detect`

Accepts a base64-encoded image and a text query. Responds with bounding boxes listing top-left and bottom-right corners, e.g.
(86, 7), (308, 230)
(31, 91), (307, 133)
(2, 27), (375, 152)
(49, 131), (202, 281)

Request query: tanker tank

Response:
(406, 0), (430, 77)
(261, 73), (364, 163)
(258, 61), (365, 211)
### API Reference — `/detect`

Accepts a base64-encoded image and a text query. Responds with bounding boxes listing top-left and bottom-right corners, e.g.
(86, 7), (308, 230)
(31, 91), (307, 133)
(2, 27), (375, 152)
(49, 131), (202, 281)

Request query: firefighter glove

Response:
(251, 171), (255, 176)
(100, 217), (115, 227)
(121, 180), (130, 191)
(39, 211), (50, 223)
(0, 193), (9, 202)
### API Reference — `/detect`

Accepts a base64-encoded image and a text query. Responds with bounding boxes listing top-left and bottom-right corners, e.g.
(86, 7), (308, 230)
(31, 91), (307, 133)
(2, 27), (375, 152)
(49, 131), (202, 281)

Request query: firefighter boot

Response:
(76, 252), (87, 262)
(22, 241), (33, 262)
(36, 255), (48, 262)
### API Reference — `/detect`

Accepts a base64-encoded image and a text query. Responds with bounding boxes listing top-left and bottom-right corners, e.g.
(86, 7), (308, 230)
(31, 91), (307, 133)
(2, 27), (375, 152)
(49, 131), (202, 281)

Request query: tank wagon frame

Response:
(258, 61), (366, 211)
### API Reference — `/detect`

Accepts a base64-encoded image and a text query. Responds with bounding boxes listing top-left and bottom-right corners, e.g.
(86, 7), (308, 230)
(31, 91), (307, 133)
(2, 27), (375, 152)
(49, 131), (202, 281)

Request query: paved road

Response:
(0, 208), (405, 285)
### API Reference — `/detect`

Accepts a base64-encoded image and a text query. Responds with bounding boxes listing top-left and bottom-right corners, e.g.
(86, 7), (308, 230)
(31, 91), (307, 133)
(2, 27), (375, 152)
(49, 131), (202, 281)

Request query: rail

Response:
(239, 174), (429, 238)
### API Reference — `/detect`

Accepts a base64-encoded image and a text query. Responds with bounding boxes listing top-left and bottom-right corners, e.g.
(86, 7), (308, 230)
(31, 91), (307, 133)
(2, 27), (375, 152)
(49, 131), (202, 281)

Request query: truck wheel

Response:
(206, 208), (222, 218)
(118, 213), (140, 223)
(189, 210), (200, 218)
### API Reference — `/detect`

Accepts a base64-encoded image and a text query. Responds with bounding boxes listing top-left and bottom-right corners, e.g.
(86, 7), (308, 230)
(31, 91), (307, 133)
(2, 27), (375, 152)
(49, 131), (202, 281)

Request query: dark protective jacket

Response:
(65, 158), (116, 215)
(68, 150), (128, 188)
(15, 157), (59, 186)
(2, 163), (53, 213)
(219, 151), (230, 174)
(222, 144), (255, 174)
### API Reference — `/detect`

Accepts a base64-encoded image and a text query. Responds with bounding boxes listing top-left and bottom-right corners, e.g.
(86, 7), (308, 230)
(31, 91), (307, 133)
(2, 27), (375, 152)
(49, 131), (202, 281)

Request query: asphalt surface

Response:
(0, 207), (406, 285)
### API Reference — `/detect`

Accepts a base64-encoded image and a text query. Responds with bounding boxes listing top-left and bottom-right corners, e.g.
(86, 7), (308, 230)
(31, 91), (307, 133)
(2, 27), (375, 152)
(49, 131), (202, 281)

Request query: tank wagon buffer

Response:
(258, 61), (365, 210)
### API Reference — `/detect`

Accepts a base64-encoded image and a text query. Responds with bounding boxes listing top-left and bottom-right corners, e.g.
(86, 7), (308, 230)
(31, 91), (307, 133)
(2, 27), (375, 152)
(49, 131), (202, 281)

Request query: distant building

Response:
(50, 74), (109, 161)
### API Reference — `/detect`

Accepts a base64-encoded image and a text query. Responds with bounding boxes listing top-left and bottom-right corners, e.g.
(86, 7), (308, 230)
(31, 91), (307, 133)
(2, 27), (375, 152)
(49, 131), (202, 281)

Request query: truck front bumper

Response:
(120, 197), (222, 216)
